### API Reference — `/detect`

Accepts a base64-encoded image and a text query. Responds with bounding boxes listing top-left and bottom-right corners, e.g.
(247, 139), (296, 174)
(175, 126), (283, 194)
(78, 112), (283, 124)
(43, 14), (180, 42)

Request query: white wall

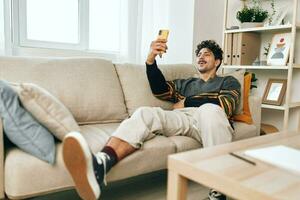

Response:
(165, 0), (194, 64)
(193, 0), (225, 63)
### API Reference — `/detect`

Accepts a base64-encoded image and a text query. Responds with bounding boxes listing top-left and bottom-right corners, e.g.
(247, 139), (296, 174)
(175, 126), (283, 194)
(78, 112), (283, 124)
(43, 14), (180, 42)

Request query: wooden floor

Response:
(28, 170), (210, 200)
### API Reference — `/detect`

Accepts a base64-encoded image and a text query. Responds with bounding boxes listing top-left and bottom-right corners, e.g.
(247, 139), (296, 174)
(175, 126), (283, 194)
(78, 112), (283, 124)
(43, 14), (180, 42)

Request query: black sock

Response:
(101, 146), (118, 172)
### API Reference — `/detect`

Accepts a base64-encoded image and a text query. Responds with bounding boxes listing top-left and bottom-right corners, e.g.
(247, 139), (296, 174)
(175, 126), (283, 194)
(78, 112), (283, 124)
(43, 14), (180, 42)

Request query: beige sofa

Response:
(0, 56), (261, 199)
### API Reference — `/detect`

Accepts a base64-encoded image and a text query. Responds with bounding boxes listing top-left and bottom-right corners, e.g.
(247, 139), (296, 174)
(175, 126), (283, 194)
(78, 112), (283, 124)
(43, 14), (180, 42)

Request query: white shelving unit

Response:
(224, 24), (297, 33)
(223, 65), (289, 69)
(222, 0), (300, 131)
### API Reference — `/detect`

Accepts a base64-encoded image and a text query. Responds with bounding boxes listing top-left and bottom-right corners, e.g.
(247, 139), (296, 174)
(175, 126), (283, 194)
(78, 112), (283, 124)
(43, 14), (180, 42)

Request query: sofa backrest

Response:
(115, 63), (198, 115)
(0, 56), (128, 124)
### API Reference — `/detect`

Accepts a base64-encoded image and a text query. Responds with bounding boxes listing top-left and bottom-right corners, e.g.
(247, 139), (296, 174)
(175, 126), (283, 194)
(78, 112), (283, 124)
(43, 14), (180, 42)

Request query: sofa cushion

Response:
(168, 123), (257, 153)
(107, 135), (176, 182)
(4, 123), (177, 199)
(12, 82), (80, 141)
(233, 122), (257, 141)
(5, 144), (73, 199)
(80, 123), (120, 153)
(168, 136), (201, 152)
(116, 63), (198, 115)
(249, 95), (261, 136)
(0, 57), (128, 124)
(0, 80), (55, 164)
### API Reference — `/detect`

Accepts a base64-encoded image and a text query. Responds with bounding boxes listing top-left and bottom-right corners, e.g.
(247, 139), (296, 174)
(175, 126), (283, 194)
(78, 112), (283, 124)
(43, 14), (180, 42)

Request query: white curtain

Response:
(118, 0), (195, 64)
(0, 0), (11, 56)
(0, 0), (5, 55)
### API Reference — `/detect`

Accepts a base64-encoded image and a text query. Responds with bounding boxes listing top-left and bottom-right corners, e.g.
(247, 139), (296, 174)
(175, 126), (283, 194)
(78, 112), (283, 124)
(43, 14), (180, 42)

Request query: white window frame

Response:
(15, 0), (89, 50)
(9, 0), (124, 60)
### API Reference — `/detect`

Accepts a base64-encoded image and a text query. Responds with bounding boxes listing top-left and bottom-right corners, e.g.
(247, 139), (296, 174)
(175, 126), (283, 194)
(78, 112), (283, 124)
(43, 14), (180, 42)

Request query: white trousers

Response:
(112, 104), (234, 148)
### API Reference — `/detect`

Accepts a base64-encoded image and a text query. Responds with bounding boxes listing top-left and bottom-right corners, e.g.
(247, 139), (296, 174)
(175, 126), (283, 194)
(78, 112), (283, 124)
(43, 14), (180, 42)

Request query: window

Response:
(25, 0), (78, 43)
(17, 0), (123, 53)
(10, 0), (195, 64)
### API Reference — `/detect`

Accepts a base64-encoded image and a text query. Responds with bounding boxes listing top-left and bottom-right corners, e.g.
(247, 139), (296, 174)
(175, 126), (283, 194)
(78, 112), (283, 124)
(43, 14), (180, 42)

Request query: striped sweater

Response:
(146, 61), (241, 119)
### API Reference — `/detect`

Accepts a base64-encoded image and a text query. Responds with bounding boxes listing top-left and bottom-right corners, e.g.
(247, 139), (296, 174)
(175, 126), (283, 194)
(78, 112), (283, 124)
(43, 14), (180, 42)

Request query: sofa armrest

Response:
(0, 119), (4, 199)
(249, 95), (262, 136)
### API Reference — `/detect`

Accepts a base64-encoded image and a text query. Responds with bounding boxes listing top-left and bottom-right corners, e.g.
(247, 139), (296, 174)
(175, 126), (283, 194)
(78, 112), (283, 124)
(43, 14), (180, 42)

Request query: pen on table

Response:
(229, 152), (256, 166)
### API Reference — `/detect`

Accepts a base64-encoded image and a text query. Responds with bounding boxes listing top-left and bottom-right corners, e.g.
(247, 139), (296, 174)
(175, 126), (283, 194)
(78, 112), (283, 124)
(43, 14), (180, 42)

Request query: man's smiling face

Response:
(196, 48), (220, 74)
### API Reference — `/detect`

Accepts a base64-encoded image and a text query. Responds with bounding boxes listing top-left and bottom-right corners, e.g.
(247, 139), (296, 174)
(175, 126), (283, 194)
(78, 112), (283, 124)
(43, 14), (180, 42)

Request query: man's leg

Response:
(193, 104), (233, 200)
(62, 135), (135, 200)
(105, 137), (136, 160)
(111, 106), (196, 148)
(193, 104), (233, 147)
(63, 106), (194, 200)
(97, 106), (197, 167)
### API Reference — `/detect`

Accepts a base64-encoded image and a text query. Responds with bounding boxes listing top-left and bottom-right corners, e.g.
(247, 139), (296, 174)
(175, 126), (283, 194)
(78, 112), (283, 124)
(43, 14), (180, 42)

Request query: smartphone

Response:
(158, 29), (169, 40)
(157, 29), (169, 58)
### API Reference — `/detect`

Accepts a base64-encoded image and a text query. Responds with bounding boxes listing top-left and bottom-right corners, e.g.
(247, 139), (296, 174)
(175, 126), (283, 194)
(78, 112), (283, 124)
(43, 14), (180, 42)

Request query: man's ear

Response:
(215, 59), (221, 67)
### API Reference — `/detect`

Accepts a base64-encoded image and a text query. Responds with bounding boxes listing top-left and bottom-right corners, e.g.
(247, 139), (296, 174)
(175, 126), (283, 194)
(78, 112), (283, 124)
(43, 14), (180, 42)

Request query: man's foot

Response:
(63, 132), (110, 200)
(208, 189), (226, 200)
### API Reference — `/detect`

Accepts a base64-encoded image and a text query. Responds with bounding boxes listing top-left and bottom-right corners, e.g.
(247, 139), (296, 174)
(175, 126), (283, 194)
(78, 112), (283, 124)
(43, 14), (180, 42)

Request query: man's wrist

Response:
(183, 97), (188, 107)
(146, 54), (157, 65)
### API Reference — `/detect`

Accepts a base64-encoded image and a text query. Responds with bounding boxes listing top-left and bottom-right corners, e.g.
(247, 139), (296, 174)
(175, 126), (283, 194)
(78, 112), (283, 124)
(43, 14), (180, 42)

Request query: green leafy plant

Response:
(268, 0), (276, 25)
(237, 6), (269, 23)
(263, 43), (271, 58)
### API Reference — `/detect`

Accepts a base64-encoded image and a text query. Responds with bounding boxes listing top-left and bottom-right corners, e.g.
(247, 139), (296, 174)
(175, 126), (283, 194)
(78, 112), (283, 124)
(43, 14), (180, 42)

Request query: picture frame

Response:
(262, 79), (287, 106)
(267, 33), (291, 66)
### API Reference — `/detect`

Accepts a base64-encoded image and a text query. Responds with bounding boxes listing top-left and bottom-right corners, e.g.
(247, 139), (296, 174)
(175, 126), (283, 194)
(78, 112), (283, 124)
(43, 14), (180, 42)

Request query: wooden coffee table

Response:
(167, 131), (300, 200)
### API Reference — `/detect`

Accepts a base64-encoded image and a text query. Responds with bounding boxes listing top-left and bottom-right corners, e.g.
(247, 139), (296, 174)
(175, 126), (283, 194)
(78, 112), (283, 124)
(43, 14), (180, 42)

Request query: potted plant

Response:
(237, 2), (269, 28)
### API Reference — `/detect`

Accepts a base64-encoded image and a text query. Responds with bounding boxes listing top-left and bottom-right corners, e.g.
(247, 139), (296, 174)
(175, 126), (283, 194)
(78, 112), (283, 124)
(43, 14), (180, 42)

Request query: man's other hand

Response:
(146, 39), (168, 65)
(173, 99), (185, 109)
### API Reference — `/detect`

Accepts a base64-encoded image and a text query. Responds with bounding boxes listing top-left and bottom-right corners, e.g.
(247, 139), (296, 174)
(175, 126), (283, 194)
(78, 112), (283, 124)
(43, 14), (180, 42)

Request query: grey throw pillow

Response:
(0, 80), (55, 164)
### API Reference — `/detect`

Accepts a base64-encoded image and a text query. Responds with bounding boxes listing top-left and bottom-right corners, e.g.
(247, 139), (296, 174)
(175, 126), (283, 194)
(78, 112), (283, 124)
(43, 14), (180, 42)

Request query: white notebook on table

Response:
(244, 145), (300, 174)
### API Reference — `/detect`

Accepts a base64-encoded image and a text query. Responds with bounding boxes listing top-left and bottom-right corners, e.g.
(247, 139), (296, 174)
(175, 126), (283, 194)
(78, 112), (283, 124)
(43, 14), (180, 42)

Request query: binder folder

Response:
(232, 32), (261, 65)
(224, 33), (233, 65)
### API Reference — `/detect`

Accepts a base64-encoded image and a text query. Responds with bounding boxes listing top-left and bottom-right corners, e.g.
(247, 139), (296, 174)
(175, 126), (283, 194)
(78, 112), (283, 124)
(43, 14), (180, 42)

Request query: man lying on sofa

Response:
(62, 39), (241, 200)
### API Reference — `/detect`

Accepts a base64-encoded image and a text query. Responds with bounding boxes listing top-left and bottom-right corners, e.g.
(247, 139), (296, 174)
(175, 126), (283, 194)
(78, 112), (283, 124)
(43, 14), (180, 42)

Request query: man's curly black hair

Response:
(195, 40), (223, 70)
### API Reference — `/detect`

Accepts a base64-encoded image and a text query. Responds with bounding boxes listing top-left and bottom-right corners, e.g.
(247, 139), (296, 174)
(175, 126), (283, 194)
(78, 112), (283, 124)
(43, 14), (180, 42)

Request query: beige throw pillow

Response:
(14, 83), (80, 141)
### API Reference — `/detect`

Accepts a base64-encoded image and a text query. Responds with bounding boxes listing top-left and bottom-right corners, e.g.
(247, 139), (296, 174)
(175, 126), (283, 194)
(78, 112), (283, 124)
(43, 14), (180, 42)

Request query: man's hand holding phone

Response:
(146, 30), (169, 65)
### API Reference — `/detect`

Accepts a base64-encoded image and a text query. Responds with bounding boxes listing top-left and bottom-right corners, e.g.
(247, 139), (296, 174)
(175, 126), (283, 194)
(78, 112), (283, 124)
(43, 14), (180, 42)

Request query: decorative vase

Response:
(240, 22), (264, 28)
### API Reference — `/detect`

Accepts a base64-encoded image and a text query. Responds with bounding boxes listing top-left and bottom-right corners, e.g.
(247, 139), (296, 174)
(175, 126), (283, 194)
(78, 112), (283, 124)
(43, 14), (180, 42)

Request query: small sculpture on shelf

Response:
(252, 43), (270, 66)
(261, 43), (271, 65)
(264, 43), (271, 59)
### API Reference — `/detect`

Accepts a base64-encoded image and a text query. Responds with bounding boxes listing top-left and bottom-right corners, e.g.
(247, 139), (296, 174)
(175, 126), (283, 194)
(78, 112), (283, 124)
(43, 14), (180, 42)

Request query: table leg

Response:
(167, 170), (188, 200)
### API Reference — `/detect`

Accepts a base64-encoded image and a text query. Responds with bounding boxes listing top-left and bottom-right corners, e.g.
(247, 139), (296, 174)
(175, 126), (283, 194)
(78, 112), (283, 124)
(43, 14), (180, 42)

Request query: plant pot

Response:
(240, 22), (264, 28)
